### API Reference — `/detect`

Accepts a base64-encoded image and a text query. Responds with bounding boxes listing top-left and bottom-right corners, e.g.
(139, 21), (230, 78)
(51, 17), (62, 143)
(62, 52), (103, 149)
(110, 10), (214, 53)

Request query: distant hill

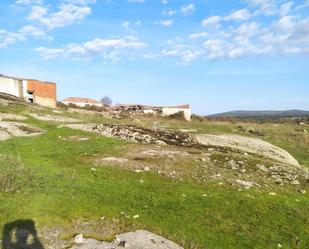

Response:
(207, 110), (309, 120)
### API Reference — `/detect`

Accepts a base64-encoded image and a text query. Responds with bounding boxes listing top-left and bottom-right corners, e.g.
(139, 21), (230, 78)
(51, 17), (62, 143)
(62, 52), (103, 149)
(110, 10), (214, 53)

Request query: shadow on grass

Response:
(2, 219), (44, 249)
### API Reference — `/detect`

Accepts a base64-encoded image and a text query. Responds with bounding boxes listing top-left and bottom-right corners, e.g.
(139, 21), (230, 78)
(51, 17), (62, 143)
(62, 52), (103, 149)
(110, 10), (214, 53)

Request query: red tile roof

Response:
(63, 97), (100, 104)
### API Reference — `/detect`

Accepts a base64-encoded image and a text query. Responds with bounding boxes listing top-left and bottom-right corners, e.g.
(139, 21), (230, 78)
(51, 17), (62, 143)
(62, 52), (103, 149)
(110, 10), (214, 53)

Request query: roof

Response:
(163, 104), (191, 109)
(62, 97), (100, 104)
(0, 73), (56, 85)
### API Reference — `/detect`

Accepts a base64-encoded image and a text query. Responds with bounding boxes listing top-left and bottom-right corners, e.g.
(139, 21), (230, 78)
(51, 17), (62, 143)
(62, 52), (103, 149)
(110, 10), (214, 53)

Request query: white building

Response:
(162, 105), (192, 121)
(0, 74), (57, 108)
(62, 97), (103, 107)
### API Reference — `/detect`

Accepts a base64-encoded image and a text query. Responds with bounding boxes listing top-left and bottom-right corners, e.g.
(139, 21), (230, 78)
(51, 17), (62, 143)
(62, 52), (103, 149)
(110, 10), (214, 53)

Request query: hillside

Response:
(0, 96), (308, 249)
(208, 110), (309, 120)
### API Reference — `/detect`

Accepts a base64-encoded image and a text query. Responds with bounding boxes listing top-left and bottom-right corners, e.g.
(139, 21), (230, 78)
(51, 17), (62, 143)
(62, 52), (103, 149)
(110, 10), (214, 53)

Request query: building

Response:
(114, 104), (192, 121)
(62, 97), (103, 107)
(162, 104), (192, 121)
(0, 74), (57, 108)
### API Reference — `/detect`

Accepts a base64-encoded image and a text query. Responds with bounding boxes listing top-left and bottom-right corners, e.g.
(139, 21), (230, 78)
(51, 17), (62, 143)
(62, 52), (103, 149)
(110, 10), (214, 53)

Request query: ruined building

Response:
(114, 104), (192, 121)
(0, 74), (57, 108)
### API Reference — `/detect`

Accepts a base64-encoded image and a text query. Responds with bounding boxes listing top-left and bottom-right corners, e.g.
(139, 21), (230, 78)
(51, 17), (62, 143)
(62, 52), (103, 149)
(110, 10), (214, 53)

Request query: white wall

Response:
(162, 107), (192, 121)
(0, 76), (22, 97)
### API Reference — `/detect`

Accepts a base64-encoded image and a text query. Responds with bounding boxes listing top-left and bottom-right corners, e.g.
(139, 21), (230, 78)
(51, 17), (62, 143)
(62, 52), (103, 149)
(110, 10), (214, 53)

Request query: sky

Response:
(0, 0), (309, 114)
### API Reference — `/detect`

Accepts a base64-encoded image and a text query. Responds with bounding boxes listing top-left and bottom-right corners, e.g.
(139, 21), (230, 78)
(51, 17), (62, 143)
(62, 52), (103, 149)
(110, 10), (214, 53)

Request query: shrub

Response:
(168, 111), (186, 121)
(0, 155), (36, 193)
(57, 101), (68, 109)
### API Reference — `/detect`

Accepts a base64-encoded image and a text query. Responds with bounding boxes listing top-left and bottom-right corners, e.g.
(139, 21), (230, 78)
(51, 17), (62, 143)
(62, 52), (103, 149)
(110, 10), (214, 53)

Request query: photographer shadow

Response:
(2, 219), (44, 249)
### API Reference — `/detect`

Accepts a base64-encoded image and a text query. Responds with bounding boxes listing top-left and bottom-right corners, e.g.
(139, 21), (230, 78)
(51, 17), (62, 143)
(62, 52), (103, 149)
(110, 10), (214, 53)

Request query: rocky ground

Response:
(70, 230), (184, 249)
(0, 101), (308, 249)
(0, 120), (43, 141)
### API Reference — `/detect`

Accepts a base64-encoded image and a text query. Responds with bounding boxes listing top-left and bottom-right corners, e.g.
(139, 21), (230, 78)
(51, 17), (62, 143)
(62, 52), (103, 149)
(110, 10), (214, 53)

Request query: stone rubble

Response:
(66, 124), (195, 146)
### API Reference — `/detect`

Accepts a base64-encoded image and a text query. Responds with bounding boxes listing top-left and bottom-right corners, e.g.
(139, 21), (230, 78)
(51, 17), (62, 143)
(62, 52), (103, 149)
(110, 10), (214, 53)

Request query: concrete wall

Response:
(0, 76), (23, 98)
(162, 107), (192, 121)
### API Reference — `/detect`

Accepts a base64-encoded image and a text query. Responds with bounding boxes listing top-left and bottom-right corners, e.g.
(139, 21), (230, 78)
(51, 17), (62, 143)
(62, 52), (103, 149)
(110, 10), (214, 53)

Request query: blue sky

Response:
(0, 0), (309, 114)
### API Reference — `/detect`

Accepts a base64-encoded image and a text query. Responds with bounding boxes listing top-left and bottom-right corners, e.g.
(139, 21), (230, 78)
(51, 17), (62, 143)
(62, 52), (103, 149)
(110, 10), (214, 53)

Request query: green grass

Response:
(0, 106), (309, 248)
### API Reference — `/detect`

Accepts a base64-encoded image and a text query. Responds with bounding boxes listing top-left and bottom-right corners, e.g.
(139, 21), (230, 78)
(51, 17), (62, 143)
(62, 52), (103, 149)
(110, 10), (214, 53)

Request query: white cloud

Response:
(161, 0), (168, 4)
(157, 19), (174, 27)
(202, 16), (221, 27)
(273, 15), (295, 31)
(245, 0), (277, 16)
(0, 30), (26, 48)
(27, 6), (48, 20)
(122, 20), (141, 31)
(188, 32), (208, 40)
(162, 9), (177, 16)
(0, 25), (49, 48)
(225, 9), (251, 21)
(181, 4), (196, 16)
(36, 36), (147, 61)
(235, 22), (260, 37)
(36, 47), (65, 59)
(19, 25), (48, 38)
(162, 45), (201, 64)
(15, 0), (42, 4)
(203, 39), (225, 59)
(28, 3), (92, 29)
(127, 0), (144, 3)
(279, 2), (293, 16)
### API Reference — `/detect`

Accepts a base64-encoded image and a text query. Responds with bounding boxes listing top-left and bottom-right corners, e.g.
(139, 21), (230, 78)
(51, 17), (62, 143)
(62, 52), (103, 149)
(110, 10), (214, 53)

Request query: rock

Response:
(142, 149), (188, 158)
(74, 234), (84, 244)
(235, 180), (256, 189)
(228, 160), (239, 170)
(0, 130), (11, 141)
(69, 230), (184, 249)
(133, 215), (139, 219)
(298, 189), (306, 194)
(274, 178), (283, 185)
(256, 164), (269, 173)
(291, 180), (300, 185)
(0, 113), (27, 121)
(143, 167), (150, 172)
(0, 121), (43, 140)
(66, 123), (195, 147)
(29, 113), (79, 123)
(195, 134), (300, 167)
(101, 157), (129, 163)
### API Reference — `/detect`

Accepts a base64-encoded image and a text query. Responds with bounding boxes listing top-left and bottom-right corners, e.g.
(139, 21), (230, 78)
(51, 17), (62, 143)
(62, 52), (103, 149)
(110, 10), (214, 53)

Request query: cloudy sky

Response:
(0, 0), (309, 114)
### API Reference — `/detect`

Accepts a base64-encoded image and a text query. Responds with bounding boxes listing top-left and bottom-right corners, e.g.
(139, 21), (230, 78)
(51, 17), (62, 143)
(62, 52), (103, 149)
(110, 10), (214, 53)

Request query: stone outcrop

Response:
(29, 113), (79, 123)
(195, 134), (300, 167)
(69, 230), (184, 249)
(65, 124), (195, 146)
(0, 122), (43, 141)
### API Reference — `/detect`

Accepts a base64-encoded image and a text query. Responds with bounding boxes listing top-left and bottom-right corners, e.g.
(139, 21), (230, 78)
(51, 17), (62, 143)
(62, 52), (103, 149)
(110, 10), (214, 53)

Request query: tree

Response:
(100, 96), (112, 106)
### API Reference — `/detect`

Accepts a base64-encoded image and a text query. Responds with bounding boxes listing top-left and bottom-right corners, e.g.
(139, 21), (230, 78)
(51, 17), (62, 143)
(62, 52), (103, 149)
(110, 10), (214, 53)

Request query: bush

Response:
(0, 155), (36, 193)
(82, 104), (107, 112)
(167, 111), (186, 121)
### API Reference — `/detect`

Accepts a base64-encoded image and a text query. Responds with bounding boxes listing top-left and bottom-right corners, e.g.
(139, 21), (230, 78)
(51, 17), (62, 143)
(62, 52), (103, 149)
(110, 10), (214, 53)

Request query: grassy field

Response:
(0, 103), (309, 249)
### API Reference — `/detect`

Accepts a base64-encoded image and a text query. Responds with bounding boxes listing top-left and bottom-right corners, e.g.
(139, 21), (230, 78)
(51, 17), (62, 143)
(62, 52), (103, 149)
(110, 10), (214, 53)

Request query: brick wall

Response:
(27, 80), (57, 108)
